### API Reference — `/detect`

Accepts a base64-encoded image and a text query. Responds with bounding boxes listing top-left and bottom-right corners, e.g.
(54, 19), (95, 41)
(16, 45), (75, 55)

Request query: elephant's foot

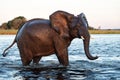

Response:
(57, 53), (69, 66)
(32, 63), (40, 68)
(58, 64), (68, 68)
(22, 59), (32, 66)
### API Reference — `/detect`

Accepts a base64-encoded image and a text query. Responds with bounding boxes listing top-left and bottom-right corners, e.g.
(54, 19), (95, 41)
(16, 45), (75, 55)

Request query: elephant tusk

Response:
(81, 36), (85, 40)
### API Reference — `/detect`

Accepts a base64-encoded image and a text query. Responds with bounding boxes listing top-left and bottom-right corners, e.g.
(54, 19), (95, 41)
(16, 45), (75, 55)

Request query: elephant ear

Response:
(49, 11), (74, 38)
(71, 16), (79, 28)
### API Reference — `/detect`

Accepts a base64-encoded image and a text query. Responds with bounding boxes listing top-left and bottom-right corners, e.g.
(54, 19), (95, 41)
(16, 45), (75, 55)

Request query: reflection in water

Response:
(14, 66), (90, 80)
(16, 68), (67, 80)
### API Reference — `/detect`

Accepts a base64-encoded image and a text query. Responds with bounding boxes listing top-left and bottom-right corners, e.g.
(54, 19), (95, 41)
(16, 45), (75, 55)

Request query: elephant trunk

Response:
(83, 34), (98, 60)
(79, 13), (98, 60)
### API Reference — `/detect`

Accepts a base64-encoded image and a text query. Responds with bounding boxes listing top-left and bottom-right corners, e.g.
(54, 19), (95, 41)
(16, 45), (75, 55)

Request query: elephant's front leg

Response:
(56, 48), (69, 66)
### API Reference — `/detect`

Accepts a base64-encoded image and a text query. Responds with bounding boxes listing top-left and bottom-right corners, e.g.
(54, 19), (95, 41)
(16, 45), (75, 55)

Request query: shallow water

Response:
(0, 34), (120, 80)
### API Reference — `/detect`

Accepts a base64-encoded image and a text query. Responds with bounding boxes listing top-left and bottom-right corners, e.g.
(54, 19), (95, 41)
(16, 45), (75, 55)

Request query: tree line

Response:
(0, 16), (95, 30)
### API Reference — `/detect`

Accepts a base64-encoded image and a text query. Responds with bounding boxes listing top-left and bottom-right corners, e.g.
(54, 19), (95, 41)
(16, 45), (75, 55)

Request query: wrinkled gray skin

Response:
(2, 11), (98, 66)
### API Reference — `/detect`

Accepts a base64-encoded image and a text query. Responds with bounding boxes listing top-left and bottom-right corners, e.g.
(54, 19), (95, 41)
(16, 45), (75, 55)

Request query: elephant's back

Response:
(16, 19), (52, 40)
(27, 18), (50, 26)
(25, 18), (51, 30)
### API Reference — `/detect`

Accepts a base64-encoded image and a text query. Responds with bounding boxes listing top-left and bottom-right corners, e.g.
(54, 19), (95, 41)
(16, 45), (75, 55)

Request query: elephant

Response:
(2, 10), (98, 66)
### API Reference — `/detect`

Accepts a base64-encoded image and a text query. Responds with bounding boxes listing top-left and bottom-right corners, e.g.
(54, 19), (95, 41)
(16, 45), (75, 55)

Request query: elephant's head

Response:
(75, 13), (98, 60)
(50, 10), (98, 60)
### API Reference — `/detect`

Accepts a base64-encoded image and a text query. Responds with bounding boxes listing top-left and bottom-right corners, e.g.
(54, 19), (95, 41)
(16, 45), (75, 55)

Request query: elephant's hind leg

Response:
(33, 56), (42, 65)
(21, 55), (33, 66)
(22, 58), (32, 66)
(19, 48), (33, 66)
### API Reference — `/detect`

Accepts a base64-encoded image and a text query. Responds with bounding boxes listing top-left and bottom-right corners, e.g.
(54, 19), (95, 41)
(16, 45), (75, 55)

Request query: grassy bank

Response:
(0, 29), (120, 35)
(0, 29), (18, 35)
(89, 30), (120, 34)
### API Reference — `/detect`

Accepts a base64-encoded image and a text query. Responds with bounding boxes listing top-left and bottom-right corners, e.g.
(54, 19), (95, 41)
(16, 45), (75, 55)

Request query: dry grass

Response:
(0, 29), (120, 35)
(0, 29), (18, 35)
(89, 30), (120, 34)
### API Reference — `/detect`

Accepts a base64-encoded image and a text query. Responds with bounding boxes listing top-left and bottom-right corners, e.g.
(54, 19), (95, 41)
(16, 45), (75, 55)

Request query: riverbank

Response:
(0, 30), (18, 35)
(0, 29), (120, 35)
(89, 30), (120, 34)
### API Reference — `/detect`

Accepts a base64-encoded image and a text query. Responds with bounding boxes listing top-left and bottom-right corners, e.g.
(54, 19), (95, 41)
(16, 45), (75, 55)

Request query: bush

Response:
(88, 26), (96, 30)
(0, 23), (7, 29)
(0, 16), (27, 30)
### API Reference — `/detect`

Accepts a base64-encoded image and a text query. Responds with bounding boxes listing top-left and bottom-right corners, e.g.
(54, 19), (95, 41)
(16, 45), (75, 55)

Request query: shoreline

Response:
(89, 30), (120, 34)
(0, 29), (120, 35)
(0, 30), (18, 35)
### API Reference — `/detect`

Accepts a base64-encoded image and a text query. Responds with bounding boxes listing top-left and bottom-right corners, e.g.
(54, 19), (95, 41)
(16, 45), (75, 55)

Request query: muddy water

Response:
(0, 34), (120, 80)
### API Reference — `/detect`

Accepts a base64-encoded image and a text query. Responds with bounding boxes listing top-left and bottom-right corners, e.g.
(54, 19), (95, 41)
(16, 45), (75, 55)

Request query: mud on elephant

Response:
(2, 10), (98, 66)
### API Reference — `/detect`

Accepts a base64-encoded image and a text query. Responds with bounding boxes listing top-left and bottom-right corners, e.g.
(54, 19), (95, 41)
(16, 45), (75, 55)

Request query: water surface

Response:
(0, 34), (120, 80)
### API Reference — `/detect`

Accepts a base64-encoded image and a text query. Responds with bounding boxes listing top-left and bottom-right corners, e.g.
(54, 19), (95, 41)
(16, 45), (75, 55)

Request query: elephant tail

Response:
(2, 39), (16, 57)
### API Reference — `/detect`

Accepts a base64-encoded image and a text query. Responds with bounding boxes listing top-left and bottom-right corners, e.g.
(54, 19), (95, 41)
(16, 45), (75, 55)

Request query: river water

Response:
(0, 34), (120, 80)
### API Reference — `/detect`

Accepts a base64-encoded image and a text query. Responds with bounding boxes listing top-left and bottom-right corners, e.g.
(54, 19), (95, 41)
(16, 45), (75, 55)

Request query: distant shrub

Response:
(88, 26), (96, 30)
(11, 16), (26, 29)
(0, 16), (27, 30)
(0, 23), (8, 29)
(7, 21), (12, 29)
